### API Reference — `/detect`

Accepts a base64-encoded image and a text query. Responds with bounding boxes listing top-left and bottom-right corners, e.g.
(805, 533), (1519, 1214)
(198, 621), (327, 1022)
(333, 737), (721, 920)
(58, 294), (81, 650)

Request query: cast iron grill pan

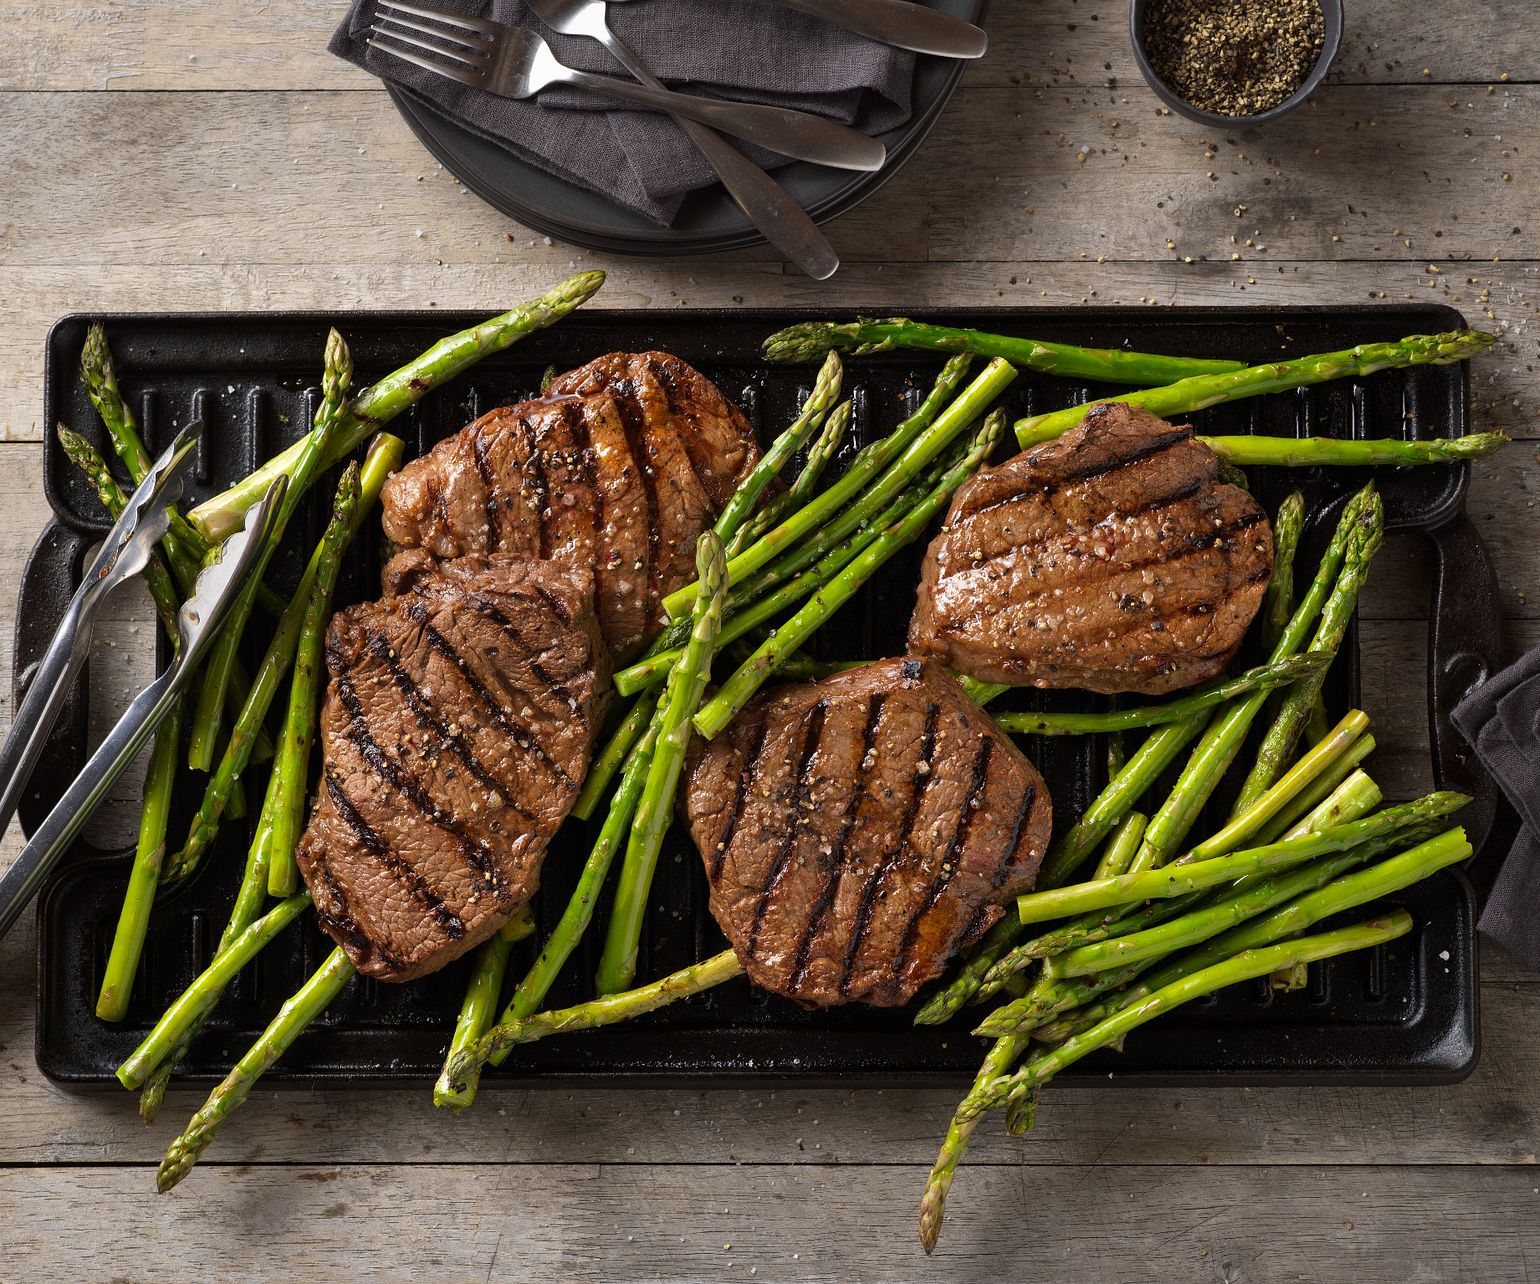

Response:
(23, 306), (1498, 1088)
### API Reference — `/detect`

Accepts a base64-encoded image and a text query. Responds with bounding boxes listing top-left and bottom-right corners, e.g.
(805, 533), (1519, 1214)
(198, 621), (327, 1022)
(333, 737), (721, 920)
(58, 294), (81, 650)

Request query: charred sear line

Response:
(520, 412), (552, 558)
(364, 634), (537, 822)
(463, 592), (584, 721)
(610, 392), (662, 605)
(304, 842), (396, 969)
(992, 777), (1040, 889)
(558, 397), (602, 552)
(530, 583), (573, 629)
(971, 461), (1207, 525)
(789, 694), (885, 996)
(745, 701), (828, 958)
(335, 675), (503, 892)
(892, 738), (995, 979)
(1051, 425), (1194, 486)
(709, 718), (771, 883)
(470, 426), (500, 550)
(323, 768), (466, 939)
(408, 602), (575, 788)
(836, 701), (943, 997)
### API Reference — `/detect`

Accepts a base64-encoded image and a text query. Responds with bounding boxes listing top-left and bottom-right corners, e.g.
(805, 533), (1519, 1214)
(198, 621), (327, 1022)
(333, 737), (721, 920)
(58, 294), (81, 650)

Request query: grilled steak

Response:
(380, 352), (759, 660)
(682, 658), (1052, 1008)
(296, 555), (608, 982)
(908, 403), (1274, 695)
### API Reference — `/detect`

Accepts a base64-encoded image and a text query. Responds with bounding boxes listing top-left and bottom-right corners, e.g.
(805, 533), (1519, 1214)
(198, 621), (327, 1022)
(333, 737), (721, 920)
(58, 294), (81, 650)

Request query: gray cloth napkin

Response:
(1452, 646), (1540, 970)
(331, 0), (915, 225)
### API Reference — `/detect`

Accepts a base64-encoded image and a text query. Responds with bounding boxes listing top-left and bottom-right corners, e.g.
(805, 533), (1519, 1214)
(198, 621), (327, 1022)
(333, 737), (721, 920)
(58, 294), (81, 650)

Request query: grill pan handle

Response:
(1426, 510), (1511, 899)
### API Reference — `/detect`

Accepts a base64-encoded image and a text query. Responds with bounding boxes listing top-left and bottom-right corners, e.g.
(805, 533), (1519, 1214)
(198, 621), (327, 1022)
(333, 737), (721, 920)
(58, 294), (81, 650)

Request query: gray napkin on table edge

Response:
(331, 0), (916, 226)
(1452, 645), (1540, 970)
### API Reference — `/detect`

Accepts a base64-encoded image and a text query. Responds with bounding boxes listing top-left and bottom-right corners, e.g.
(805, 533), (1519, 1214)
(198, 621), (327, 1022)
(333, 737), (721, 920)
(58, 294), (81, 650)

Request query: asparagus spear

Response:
(715, 353), (842, 542)
(267, 459), (363, 897)
(157, 947), (357, 1192)
(164, 437), (397, 883)
(1253, 735), (1376, 846)
(444, 950), (745, 1088)
(959, 913), (1414, 1125)
(79, 324), (219, 587)
(190, 271), (607, 539)
(729, 400), (853, 557)
(1202, 432), (1509, 468)
(95, 703), (183, 1022)
(923, 912), (1414, 1251)
(694, 411), (1004, 739)
(617, 438), (961, 697)
(571, 695), (649, 821)
(1232, 492), (1385, 813)
(134, 456), (388, 1112)
(186, 329), (352, 770)
(711, 362), (1016, 619)
(1052, 828), (1419, 978)
(137, 774), (287, 1122)
(977, 704), (1364, 1001)
(1012, 329), (1499, 448)
(994, 654), (1329, 737)
(1127, 486), (1377, 873)
(1277, 769), (1382, 843)
(432, 905), (537, 1110)
(1094, 811), (1148, 880)
(912, 715), (1208, 1026)
(595, 534), (728, 994)
(1016, 792), (1468, 925)
(486, 692), (666, 1073)
(116, 892), (314, 1090)
(1262, 492), (1304, 653)
(917, 1034), (1026, 1254)
(1182, 709), (1371, 863)
(976, 888), (1207, 1011)
(660, 354), (985, 620)
(763, 317), (1244, 384)
(1031, 826), (1467, 1045)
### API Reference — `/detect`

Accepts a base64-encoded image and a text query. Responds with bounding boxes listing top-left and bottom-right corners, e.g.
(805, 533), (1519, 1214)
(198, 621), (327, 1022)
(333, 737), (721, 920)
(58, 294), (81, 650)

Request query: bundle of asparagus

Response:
(66, 290), (1504, 1203)
(912, 486), (1475, 1254)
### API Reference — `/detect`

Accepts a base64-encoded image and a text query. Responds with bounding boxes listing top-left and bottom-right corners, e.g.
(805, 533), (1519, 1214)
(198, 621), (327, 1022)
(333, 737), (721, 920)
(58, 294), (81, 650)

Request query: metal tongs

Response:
(0, 423), (286, 939)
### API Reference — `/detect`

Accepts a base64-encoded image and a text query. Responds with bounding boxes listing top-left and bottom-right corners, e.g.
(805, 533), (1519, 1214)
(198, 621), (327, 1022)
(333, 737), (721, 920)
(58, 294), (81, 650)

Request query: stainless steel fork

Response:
(499, 0), (841, 279)
(369, 4), (886, 173)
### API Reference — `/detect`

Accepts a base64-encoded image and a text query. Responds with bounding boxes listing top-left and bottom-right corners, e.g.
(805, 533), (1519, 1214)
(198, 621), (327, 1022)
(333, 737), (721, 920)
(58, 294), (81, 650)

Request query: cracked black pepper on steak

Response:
(1142, 0), (1326, 117)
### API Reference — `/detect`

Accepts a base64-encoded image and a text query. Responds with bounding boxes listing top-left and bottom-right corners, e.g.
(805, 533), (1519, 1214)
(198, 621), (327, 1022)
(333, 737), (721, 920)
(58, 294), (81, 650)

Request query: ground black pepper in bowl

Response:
(1141, 0), (1327, 118)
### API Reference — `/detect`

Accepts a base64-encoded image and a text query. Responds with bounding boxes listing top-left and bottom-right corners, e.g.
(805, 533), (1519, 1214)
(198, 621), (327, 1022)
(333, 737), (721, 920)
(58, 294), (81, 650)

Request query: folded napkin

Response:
(332, 0), (916, 225)
(1453, 646), (1540, 970)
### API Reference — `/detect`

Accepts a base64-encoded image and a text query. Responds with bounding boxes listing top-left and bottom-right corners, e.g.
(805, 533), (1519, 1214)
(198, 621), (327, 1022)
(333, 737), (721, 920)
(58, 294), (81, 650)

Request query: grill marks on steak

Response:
(296, 556), (607, 982)
(908, 403), (1275, 695)
(380, 352), (759, 660)
(683, 659), (1052, 1008)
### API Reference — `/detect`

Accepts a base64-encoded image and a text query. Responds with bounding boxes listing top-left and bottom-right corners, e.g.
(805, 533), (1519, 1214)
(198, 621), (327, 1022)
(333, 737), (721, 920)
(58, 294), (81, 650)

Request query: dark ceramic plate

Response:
(385, 0), (987, 255)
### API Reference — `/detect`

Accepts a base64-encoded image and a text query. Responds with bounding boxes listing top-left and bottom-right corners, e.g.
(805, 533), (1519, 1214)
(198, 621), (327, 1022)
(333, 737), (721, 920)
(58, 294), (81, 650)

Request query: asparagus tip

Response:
(918, 1182), (946, 1254)
(761, 321), (838, 364)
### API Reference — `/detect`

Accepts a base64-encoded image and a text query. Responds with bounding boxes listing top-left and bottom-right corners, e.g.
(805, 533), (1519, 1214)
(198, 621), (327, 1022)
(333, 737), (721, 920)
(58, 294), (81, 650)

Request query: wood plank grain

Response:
(2, 86), (1534, 268)
(0, 1163), (1536, 1281)
(7, 0), (1538, 91)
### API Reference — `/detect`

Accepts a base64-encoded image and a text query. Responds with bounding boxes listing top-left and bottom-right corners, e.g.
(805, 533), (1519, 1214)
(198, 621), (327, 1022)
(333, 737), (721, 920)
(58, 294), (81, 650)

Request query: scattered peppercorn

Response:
(1142, 0), (1326, 117)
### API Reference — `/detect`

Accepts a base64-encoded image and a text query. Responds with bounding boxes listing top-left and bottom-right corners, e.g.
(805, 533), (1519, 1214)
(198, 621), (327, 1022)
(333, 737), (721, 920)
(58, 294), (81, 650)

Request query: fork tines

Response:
(368, 0), (494, 87)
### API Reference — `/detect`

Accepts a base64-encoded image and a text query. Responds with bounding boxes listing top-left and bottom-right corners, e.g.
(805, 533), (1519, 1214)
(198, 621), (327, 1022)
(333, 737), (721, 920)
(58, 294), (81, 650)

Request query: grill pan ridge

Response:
(23, 306), (1497, 1088)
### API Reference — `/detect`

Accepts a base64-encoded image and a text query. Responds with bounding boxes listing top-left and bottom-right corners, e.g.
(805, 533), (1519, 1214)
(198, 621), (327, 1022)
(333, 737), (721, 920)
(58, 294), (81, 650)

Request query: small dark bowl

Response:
(1130, 0), (1344, 127)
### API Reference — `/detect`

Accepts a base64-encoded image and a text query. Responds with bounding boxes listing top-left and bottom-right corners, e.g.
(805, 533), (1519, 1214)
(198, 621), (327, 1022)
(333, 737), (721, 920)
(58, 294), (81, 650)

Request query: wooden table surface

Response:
(4, 2), (1539, 1278)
